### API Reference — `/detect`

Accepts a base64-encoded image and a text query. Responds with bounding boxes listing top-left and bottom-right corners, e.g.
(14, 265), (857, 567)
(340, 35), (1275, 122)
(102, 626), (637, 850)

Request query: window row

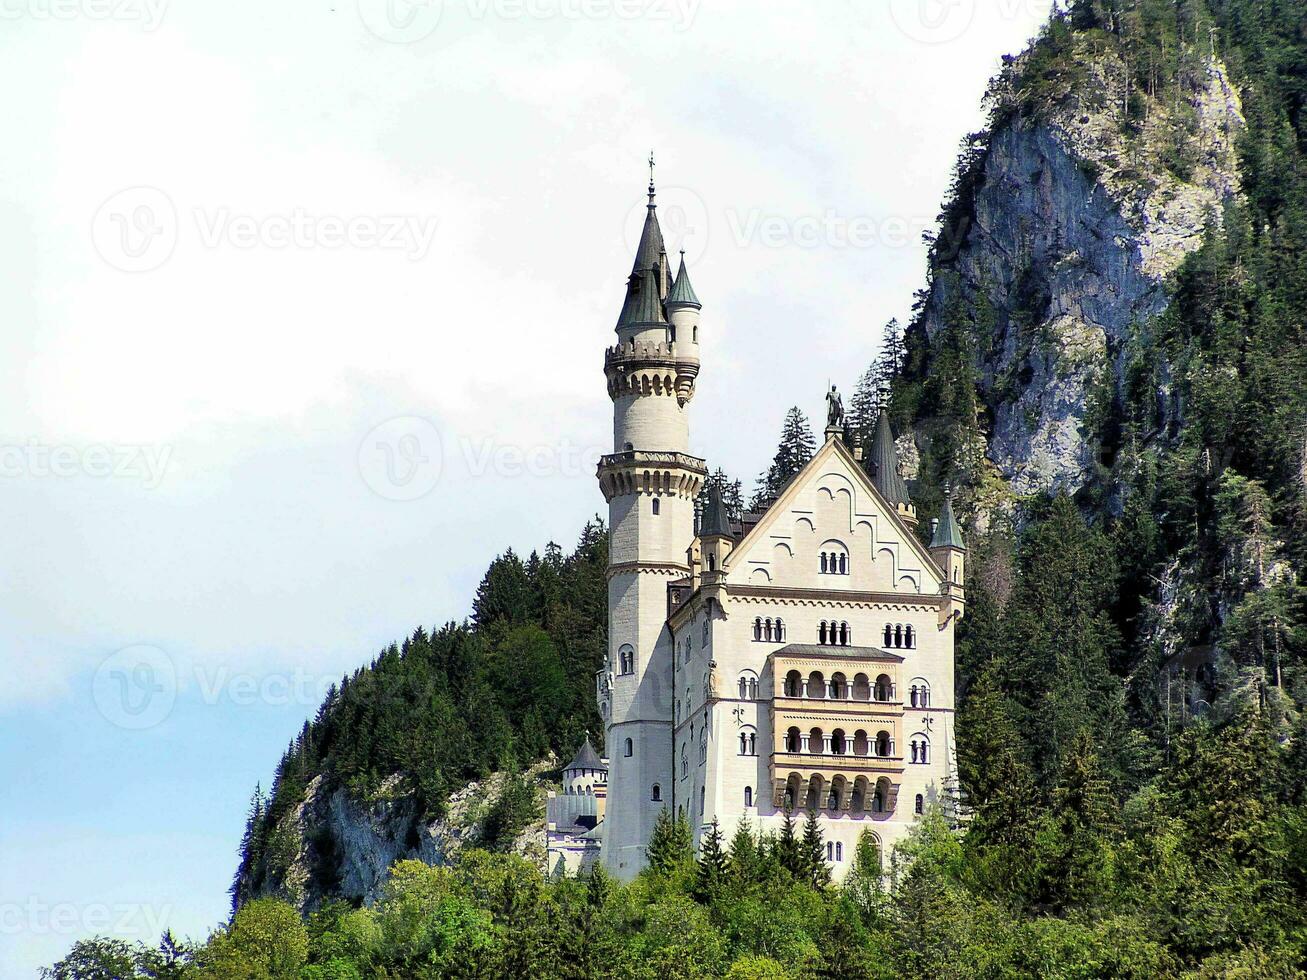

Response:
(825, 841), (844, 862)
(782, 669), (895, 702)
(819, 551), (849, 575)
(782, 773), (894, 815)
(618, 644), (635, 675)
(882, 623), (916, 649)
(737, 672), (759, 700)
(783, 726), (930, 763)
(818, 620), (851, 646)
(751, 617), (786, 642)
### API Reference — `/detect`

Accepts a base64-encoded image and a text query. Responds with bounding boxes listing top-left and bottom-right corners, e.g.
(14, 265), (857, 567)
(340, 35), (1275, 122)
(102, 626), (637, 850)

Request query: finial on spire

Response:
(647, 150), (656, 206)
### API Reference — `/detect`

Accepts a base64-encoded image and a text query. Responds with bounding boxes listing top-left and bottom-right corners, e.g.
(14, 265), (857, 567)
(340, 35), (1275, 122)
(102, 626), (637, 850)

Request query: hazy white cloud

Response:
(1, 0), (1053, 711)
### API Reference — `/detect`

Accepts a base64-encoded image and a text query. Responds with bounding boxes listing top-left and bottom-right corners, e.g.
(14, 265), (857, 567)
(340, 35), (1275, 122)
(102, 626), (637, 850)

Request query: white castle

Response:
(553, 173), (966, 881)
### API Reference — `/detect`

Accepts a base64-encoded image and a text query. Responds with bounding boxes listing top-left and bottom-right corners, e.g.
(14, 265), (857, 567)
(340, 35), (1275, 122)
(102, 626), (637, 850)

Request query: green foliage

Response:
(750, 407), (816, 510)
(232, 521), (608, 906)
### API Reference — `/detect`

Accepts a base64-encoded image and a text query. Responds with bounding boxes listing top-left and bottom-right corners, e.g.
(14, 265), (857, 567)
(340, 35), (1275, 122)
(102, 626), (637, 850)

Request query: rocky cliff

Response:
(242, 760), (553, 914)
(915, 37), (1243, 502)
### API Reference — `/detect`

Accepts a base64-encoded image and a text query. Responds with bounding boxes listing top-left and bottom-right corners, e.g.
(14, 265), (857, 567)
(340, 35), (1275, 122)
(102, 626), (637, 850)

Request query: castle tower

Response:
(596, 171), (706, 877)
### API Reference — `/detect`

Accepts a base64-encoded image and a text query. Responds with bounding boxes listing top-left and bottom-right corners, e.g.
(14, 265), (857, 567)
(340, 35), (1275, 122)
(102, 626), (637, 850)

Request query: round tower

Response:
(598, 173), (706, 877)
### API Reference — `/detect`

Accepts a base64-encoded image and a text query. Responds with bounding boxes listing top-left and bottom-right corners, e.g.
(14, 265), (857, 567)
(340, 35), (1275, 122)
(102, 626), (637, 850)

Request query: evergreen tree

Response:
(693, 818), (729, 902)
(646, 807), (694, 878)
(751, 407), (816, 509)
(801, 807), (832, 889)
(773, 805), (803, 879)
(848, 365), (881, 450)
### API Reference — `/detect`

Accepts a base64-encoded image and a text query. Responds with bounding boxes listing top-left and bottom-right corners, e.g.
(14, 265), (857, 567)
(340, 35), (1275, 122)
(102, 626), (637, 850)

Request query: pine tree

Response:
(727, 815), (762, 888)
(751, 407), (816, 509)
(774, 805), (803, 879)
(802, 807), (831, 889)
(848, 365), (881, 451)
(646, 807), (694, 878)
(693, 818), (728, 902)
(872, 317), (905, 410)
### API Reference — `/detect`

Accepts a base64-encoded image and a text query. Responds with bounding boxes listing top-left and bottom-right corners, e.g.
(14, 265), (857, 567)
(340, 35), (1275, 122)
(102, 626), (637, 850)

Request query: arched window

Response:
(839, 622), (850, 646)
(820, 552), (828, 573)
(909, 678), (930, 707)
(915, 793), (924, 815)
(652, 784), (662, 801)
(618, 644), (635, 675)
(624, 738), (633, 758)
(826, 841), (833, 860)
(753, 618), (762, 641)
(785, 670), (801, 698)
(652, 497), (660, 515)
(904, 625), (915, 648)
(738, 677), (747, 699)
(894, 624), (903, 648)
(744, 785), (753, 807)
(786, 727), (800, 752)
(819, 620), (828, 644)
(681, 746), (688, 778)
(775, 617), (785, 641)
(883, 623), (892, 647)
(910, 734), (929, 764)
(699, 726), (708, 763)
(835, 842), (843, 861)
(839, 553), (848, 574)
(702, 618), (710, 645)
(764, 618), (773, 641)
(706, 552), (715, 571)
(738, 727), (757, 756)
(748, 732), (756, 754)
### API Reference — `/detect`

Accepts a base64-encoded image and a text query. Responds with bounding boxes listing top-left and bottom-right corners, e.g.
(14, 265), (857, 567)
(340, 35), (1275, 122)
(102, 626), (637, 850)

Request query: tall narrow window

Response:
(753, 618), (762, 641)
(699, 787), (705, 815)
(652, 497), (660, 515)
(744, 786), (753, 807)
(820, 553), (828, 573)
(624, 738), (633, 757)
(839, 554), (848, 574)
(652, 784), (662, 801)
(776, 618), (785, 641)
(915, 793), (924, 815)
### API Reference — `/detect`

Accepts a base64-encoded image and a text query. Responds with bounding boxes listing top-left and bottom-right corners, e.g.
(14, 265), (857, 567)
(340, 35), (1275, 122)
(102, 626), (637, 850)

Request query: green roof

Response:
(630, 193), (666, 277)
(700, 486), (731, 537)
(931, 492), (965, 549)
(617, 267), (665, 327)
(666, 252), (701, 309)
(867, 411), (910, 506)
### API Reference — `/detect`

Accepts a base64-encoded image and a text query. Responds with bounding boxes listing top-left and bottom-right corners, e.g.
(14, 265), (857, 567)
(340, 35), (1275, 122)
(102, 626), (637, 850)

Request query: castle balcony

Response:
(770, 763), (901, 816)
(604, 342), (700, 404)
(597, 449), (707, 502)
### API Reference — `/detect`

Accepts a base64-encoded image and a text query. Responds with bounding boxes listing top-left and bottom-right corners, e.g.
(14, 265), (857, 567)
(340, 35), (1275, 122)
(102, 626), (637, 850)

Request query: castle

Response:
(553, 172), (965, 881)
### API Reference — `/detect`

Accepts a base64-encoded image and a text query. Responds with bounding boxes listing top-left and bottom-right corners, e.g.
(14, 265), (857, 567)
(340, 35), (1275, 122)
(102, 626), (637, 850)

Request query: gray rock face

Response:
(256, 764), (551, 913)
(919, 49), (1243, 497)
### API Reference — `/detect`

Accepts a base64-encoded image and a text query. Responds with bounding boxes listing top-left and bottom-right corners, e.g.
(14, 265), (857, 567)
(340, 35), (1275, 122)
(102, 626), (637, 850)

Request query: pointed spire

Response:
(631, 155), (666, 278)
(618, 266), (666, 327)
(666, 251), (701, 309)
(700, 485), (731, 538)
(867, 410), (911, 506)
(931, 486), (965, 550)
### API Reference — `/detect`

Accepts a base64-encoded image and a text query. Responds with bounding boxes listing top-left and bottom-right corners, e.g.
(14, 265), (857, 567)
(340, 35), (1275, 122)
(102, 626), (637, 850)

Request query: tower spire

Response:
(648, 150), (656, 206)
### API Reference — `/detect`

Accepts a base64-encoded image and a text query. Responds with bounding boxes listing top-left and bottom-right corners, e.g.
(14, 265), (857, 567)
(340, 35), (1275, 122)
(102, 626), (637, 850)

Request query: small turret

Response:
(698, 485), (733, 582)
(930, 487), (966, 620)
(868, 410), (917, 529)
(666, 251), (701, 405)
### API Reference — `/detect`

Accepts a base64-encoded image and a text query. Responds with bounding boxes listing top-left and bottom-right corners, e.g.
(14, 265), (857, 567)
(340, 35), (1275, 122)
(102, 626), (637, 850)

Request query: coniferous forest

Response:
(44, 0), (1307, 976)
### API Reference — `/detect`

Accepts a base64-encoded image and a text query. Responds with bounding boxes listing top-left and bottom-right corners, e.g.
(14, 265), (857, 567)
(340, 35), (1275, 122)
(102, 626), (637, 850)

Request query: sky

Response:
(0, 0), (1054, 974)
